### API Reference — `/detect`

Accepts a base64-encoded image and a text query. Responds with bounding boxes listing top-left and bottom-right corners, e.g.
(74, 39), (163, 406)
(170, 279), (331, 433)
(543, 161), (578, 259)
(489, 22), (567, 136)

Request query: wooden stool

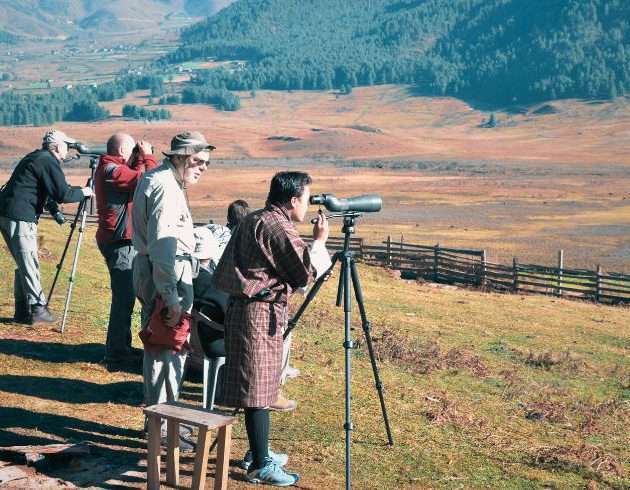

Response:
(144, 401), (238, 490)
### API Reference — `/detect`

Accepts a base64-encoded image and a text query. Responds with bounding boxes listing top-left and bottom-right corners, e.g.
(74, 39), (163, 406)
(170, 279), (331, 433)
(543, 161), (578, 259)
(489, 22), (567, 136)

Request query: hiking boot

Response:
(246, 457), (299, 487)
(30, 305), (56, 323)
(237, 447), (288, 471)
(269, 392), (297, 412)
(13, 301), (32, 324)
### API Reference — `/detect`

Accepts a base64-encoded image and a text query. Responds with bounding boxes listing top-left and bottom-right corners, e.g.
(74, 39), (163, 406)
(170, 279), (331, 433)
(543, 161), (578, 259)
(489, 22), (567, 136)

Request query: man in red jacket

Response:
(95, 133), (157, 366)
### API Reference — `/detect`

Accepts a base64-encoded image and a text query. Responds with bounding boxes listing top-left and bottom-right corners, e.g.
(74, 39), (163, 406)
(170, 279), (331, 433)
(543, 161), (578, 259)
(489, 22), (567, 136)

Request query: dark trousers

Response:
(101, 242), (136, 358)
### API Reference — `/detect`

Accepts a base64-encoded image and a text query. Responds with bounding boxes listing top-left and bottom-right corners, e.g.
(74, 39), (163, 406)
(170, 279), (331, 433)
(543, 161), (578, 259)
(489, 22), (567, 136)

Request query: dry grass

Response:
(0, 222), (628, 488)
(2, 86), (630, 165)
(2, 87), (630, 269)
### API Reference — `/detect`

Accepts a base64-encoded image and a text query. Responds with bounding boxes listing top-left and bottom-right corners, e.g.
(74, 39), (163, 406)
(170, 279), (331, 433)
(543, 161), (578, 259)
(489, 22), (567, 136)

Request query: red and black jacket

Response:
(94, 153), (158, 248)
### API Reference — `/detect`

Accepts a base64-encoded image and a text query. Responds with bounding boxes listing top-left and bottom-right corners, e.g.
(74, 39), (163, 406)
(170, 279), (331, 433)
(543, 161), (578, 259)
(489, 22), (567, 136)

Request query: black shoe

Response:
(14, 301), (32, 324)
(31, 305), (56, 323)
(102, 354), (142, 373)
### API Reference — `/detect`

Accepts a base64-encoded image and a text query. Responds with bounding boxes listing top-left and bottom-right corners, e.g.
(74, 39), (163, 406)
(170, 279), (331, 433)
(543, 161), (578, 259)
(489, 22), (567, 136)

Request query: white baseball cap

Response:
(42, 129), (76, 147)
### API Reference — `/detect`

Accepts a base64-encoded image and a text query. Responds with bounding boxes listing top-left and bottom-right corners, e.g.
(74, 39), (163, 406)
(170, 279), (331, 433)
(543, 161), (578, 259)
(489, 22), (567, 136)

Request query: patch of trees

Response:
(64, 100), (110, 121)
(0, 73), (168, 126)
(158, 94), (181, 104)
(122, 104), (172, 120)
(0, 89), (109, 126)
(181, 86), (240, 111)
(169, 0), (630, 106)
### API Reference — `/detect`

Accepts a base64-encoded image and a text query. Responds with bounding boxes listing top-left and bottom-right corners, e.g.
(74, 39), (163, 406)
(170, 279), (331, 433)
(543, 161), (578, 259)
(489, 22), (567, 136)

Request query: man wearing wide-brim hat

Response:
(0, 129), (93, 324)
(132, 131), (214, 450)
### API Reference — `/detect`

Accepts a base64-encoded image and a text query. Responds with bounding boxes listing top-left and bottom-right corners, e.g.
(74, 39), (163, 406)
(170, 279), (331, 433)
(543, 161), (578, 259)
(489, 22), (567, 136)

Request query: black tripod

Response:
(285, 211), (394, 490)
(47, 155), (98, 333)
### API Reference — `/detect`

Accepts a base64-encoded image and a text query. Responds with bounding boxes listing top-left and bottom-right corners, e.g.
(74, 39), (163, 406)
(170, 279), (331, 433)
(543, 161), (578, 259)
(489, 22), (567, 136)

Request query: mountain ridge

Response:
(0, 0), (235, 38)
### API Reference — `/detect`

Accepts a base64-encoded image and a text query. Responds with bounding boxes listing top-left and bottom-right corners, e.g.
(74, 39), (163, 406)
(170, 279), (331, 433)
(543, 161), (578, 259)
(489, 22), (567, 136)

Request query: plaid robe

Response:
(213, 204), (315, 407)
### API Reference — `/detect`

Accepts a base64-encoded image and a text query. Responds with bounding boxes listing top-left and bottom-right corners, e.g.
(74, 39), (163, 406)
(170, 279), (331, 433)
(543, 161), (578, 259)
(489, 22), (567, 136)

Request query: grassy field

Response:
(0, 221), (628, 488)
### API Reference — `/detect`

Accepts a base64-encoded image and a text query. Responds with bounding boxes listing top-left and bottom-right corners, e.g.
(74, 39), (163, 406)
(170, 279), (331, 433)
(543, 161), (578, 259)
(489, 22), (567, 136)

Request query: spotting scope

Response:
(309, 193), (382, 213)
(68, 142), (107, 155)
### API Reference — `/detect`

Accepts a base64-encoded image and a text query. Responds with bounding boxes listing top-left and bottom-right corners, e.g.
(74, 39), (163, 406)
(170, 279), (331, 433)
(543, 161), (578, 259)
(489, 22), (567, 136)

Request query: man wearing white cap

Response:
(0, 129), (93, 324)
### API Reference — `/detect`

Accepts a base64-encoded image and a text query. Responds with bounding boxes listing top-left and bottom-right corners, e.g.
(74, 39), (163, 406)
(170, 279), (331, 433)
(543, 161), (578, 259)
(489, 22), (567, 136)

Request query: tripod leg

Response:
(60, 198), (90, 334)
(336, 255), (345, 307)
(342, 255), (353, 490)
(284, 253), (339, 340)
(47, 199), (85, 305)
(350, 260), (394, 446)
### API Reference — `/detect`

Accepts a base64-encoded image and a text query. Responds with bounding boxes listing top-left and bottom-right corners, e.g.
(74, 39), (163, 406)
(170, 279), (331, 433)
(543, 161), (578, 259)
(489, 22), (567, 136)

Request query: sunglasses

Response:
(190, 156), (210, 166)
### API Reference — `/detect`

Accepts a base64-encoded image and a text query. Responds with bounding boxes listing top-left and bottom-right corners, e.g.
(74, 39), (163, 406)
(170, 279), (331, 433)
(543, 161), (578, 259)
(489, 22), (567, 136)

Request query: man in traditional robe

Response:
(213, 171), (329, 486)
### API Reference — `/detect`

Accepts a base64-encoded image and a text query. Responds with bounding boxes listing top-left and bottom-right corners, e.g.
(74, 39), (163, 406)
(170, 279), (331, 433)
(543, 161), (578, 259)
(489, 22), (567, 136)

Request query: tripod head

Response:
(309, 211), (362, 225)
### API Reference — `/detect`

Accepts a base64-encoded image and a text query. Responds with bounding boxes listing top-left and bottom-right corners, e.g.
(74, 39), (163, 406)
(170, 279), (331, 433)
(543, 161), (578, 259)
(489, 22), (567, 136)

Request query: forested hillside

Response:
(169, 0), (630, 105)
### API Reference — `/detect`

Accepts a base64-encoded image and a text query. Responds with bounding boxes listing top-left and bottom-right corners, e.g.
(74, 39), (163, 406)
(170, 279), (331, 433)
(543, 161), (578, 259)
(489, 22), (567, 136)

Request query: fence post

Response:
(433, 244), (439, 282)
(596, 265), (602, 303)
(400, 235), (404, 271)
(512, 258), (519, 292)
(480, 250), (487, 287)
(358, 237), (364, 260)
(556, 249), (564, 297)
(386, 235), (392, 267)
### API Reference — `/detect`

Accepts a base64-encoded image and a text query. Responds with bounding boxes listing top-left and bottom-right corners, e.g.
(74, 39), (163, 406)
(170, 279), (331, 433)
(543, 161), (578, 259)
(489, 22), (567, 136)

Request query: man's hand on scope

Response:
(81, 187), (93, 198)
(164, 302), (183, 328)
(312, 209), (329, 244)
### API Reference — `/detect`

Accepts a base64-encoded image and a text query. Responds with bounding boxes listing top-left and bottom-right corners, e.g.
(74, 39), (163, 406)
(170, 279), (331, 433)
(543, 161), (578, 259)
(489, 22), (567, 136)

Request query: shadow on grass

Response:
(0, 406), (145, 488)
(0, 316), (27, 324)
(0, 375), (143, 405)
(0, 339), (104, 363)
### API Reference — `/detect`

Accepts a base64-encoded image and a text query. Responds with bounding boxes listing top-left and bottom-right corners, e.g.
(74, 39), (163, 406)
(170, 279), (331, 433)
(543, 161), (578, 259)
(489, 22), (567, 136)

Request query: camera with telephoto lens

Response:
(45, 199), (65, 225)
(309, 193), (383, 213)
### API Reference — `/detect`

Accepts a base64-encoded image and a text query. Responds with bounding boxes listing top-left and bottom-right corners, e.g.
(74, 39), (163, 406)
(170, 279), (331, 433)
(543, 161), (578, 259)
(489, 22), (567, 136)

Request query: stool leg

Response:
(166, 420), (180, 486)
(203, 357), (210, 409)
(193, 426), (211, 490)
(214, 425), (232, 490)
(146, 416), (162, 490)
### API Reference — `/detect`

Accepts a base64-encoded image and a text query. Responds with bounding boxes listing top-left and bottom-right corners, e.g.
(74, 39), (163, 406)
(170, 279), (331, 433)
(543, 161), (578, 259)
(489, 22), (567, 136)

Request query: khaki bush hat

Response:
(162, 131), (216, 157)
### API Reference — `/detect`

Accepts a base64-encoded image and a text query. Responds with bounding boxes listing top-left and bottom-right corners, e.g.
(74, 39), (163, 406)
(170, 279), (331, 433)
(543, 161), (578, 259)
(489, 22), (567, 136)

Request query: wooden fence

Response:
(302, 234), (630, 306)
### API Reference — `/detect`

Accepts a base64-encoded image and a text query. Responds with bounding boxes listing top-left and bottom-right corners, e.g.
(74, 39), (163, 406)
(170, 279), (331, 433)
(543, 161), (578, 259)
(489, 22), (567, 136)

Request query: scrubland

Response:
(0, 221), (628, 488)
